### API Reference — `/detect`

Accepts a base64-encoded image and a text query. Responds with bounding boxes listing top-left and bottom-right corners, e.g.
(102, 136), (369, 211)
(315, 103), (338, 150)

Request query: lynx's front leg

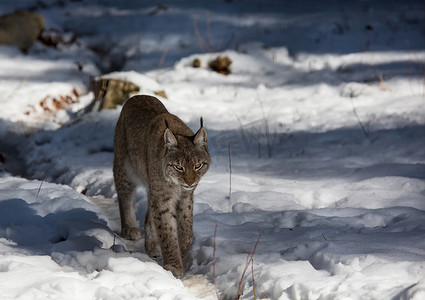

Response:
(150, 191), (184, 277)
(178, 190), (194, 259)
(144, 208), (161, 259)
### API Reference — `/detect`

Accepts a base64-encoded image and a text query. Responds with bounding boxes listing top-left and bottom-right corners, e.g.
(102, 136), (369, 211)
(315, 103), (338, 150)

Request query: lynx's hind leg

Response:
(114, 161), (141, 240)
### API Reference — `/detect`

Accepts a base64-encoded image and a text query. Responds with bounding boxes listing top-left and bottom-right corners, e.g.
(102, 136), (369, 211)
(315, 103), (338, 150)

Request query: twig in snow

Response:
(213, 222), (221, 300)
(236, 229), (262, 300)
(193, 17), (206, 53)
(405, 38), (425, 97)
(112, 234), (116, 252)
(7, 79), (27, 100)
(257, 96), (275, 158)
(157, 47), (170, 70)
(233, 112), (249, 151)
(350, 98), (370, 141)
(193, 15), (215, 53)
(228, 144), (232, 199)
(251, 256), (257, 300)
(192, 11), (215, 53)
(36, 180), (44, 198)
(257, 142), (261, 158)
(156, 47), (170, 81)
(206, 10), (215, 52)
(257, 142), (261, 159)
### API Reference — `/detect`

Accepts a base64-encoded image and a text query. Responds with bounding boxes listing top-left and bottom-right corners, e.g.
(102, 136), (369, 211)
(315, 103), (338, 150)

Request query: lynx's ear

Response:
(194, 126), (207, 147)
(164, 128), (178, 148)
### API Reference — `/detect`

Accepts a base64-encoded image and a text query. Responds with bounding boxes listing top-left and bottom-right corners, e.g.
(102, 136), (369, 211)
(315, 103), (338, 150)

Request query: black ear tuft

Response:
(200, 117), (204, 128)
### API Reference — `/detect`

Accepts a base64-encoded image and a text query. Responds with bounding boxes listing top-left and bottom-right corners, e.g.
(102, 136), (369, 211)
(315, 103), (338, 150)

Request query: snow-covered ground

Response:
(0, 0), (424, 299)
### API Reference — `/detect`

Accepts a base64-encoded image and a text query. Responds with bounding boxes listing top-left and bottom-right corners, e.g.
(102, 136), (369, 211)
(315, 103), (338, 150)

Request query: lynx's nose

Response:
(182, 176), (197, 190)
(183, 172), (196, 187)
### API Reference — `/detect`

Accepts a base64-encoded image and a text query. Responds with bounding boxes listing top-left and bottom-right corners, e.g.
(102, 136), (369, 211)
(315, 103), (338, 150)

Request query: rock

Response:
(91, 78), (140, 110)
(208, 56), (232, 75)
(0, 10), (45, 51)
(192, 58), (201, 68)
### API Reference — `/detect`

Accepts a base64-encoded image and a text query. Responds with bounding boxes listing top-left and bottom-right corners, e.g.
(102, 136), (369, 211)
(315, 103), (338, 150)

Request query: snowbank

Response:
(0, 175), (199, 299)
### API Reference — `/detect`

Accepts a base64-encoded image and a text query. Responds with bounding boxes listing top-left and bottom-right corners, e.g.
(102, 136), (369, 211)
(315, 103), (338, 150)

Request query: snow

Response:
(0, 0), (424, 299)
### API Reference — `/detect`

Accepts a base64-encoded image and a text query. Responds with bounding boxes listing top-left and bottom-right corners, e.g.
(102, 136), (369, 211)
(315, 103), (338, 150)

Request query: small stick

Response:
(233, 112), (249, 150)
(258, 142), (261, 159)
(228, 144), (232, 198)
(213, 222), (221, 300)
(7, 79), (27, 99)
(113, 234), (116, 252)
(251, 256), (257, 300)
(36, 181), (44, 198)
(193, 17), (207, 53)
(257, 96), (273, 158)
(157, 47), (170, 70)
(206, 10), (215, 52)
(350, 98), (370, 140)
(405, 38), (425, 97)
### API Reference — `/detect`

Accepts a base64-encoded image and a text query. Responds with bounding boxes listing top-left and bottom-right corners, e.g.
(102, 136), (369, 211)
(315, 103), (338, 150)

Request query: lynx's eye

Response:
(173, 165), (184, 172)
(194, 163), (204, 171)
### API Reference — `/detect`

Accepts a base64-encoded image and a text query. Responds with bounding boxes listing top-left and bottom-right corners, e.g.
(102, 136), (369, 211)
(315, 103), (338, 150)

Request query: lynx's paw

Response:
(145, 241), (162, 260)
(121, 227), (142, 240)
(164, 263), (185, 278)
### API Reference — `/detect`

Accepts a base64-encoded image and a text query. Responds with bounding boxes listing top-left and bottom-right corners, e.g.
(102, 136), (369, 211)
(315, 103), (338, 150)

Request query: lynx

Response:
(113, 95), (210, 277)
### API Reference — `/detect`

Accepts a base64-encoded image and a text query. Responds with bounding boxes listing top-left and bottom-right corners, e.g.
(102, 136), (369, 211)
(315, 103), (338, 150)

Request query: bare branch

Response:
(236, 229), (263, 300)
(213, 222), (221, 300)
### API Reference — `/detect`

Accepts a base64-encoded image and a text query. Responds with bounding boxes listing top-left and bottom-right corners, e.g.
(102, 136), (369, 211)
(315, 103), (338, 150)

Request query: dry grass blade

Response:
(213, 222), (221, 300)
(228, 144), (232, 199)
(257, 96), (274, 158)
(193, 17), (207, 53)
(206, 10), (215, 52)
(233, 112), (249, 150)
(252, 257), (257, 300)
(193, 13), (215, 53)
(158, 47), (170, 70)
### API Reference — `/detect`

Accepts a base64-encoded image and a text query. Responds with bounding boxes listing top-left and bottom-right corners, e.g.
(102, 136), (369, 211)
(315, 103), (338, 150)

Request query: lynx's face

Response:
(163, 127), (210, 190)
